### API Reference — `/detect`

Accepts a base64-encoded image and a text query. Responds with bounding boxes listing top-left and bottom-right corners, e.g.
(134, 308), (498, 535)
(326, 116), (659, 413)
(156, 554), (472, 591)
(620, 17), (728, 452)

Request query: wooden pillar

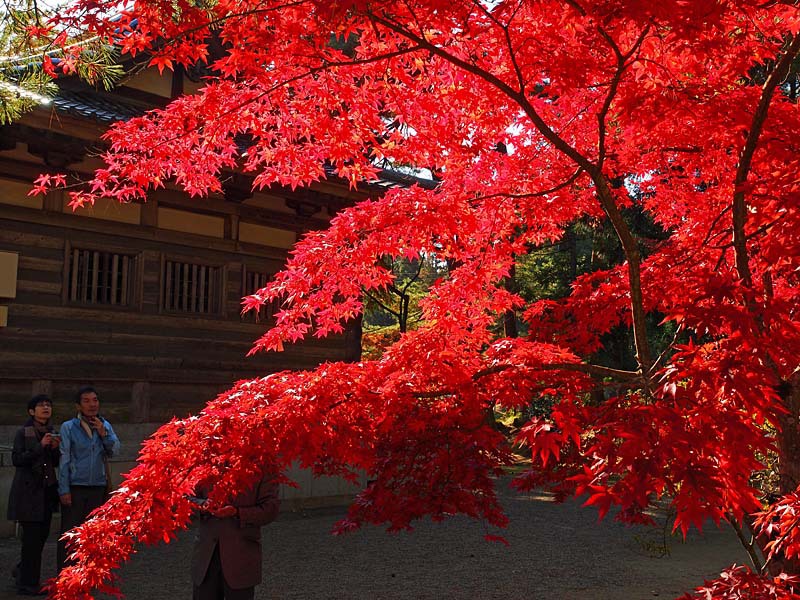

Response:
(170, 65), (184, 99)
(131, 381), (151, 423)
(141, 197), (158, 227)
(43, 190), (63, 212)
(225, 214), (240, 241)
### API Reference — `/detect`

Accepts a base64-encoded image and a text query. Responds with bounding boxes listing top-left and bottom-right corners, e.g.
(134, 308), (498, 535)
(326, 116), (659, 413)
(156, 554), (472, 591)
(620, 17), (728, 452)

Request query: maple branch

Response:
(596, 25), (650, 169)
(411, 390), (459, 399)
(635, 57), (682, 89)
(660, 207), (730, 281)
(713, 248), (730, 272)
(472, 362), (639, 382)
(368, 9), (653, 378)
(470, 168), (584, 203)
(409, 361), (638, 399)
(363, 290), (401, 319)
(647, 325), (682, 377)
(139, 2), (309, 56)
(661, 146), (703, 154)
(367, 11), (593, 172)
(470, 0), (527, 94)
(592, 175), (653, 377)
(733, 33), (800, 287)
(760, 513), (800, 575)
(503, 22), (526, 95)
(97, 45), (423, 161)
(709, 215), (785, 250)
(746, 213), (789, 241)
(544, 362), (641, 380)
(726, 512), (765, 573)
(701, 207), (733, 248)
(596, 61), (623, 170)
(561, 0), (587, 17)
(398, 260), (423, 294)
(589, 24), (654, 380)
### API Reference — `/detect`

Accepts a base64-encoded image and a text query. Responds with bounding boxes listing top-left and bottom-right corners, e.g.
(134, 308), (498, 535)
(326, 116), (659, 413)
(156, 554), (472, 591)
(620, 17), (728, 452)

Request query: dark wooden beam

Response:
(222, 173), (255, 204)
(26, 131), (89, 169)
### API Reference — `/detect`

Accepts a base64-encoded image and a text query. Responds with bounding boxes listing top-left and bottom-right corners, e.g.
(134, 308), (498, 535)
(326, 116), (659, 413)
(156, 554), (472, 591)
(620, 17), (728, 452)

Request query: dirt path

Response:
(0, 483), (747, 599)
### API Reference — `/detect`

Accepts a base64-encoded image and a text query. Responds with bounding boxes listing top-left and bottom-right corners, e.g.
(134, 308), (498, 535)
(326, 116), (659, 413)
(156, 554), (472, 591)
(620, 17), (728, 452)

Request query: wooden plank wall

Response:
(0, 208), (349, 425)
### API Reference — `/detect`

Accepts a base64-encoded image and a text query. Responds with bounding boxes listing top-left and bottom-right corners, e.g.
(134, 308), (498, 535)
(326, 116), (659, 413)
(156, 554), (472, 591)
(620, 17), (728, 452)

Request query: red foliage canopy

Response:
(30, 1), (800, 597)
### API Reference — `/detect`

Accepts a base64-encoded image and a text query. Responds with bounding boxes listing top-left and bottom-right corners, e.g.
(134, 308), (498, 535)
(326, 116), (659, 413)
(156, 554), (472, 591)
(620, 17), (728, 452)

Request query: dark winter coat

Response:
(191, 477), (280, 589)
(7, 419), (60, 522)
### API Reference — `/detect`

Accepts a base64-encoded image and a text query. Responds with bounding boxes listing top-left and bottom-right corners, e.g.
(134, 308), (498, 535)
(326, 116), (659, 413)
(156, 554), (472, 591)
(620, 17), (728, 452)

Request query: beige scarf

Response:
(78, 413), (94, 437)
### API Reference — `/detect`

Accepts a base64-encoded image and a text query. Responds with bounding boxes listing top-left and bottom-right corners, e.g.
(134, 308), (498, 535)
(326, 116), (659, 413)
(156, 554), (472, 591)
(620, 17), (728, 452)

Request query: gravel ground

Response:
(0, 483), (747, 600)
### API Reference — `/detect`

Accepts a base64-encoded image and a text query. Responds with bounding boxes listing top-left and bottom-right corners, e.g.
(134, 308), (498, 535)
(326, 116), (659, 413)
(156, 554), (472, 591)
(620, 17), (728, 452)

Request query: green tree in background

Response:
(0, 0), (57, 123)
(0, 0), (121, 124)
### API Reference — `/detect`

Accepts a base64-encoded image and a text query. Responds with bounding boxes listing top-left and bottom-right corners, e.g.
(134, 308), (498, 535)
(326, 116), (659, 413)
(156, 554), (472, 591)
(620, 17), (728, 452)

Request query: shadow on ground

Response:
(0, 483), (746, 599)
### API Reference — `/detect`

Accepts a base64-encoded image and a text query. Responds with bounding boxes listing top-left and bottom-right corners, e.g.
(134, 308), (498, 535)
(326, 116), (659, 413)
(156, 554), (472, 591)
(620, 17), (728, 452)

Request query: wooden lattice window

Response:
(68, 248), (134, 306)
(242, 268), (279, 322)
(162, 259), (220, 314)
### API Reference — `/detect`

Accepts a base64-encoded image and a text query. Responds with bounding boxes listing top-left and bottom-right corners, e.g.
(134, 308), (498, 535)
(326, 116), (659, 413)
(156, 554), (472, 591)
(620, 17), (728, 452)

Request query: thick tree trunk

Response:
(344, 313), (363, 362)
(753, 376), (800, 576)
(778, 376), (800, 495)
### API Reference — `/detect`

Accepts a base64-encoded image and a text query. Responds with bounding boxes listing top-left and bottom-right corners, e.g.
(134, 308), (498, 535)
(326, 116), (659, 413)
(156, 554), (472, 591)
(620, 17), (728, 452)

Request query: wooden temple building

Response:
(0, 66), (416, 425)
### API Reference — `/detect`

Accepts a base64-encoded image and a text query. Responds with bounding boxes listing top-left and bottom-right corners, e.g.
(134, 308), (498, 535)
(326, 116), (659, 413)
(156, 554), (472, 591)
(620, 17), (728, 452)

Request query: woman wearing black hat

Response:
(7, 395), (61, 596)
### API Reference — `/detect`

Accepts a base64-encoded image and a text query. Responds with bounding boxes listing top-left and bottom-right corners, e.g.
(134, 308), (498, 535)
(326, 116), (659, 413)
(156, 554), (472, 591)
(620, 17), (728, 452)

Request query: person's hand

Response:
(50, 435), (61, 448)
(90, 417), (107, 438)
(185, 496), (207, 510)
(60, 493), (72, 506)
(41, 433), (53, 448)
(210, 505), (237, 519)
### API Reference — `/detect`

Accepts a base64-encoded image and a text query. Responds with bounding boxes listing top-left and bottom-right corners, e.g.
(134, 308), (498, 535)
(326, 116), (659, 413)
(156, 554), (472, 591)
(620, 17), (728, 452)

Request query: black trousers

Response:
(57, 486), (106, 572)
(17, 508), (52, 588)
(193, 545), (255, 600)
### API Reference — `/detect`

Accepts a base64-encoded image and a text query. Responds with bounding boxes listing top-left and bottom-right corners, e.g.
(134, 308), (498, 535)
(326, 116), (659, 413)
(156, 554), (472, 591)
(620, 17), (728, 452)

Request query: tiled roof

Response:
(321, 163), (438, 191)
(374, 167), (438, 190)
(50, 88), (438, 190)
(52, 89), (145, 123)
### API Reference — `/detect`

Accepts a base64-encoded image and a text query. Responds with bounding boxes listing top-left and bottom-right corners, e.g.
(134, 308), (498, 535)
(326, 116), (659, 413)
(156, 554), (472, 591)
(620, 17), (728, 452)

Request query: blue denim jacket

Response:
(57, 416), (120, 495)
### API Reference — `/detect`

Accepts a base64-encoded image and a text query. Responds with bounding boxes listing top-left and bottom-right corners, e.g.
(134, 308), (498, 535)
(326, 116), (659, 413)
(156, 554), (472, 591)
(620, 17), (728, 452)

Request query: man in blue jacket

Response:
(57, 385), (120, 571)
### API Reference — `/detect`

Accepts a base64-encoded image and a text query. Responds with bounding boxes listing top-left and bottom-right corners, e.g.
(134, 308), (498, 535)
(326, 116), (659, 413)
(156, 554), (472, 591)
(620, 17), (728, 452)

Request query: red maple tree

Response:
(30, 1), (800, 598)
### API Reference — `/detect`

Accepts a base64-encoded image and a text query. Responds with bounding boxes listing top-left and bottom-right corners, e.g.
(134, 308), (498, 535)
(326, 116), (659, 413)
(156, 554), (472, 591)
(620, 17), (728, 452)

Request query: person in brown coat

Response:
(191, 474), (280, 600)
